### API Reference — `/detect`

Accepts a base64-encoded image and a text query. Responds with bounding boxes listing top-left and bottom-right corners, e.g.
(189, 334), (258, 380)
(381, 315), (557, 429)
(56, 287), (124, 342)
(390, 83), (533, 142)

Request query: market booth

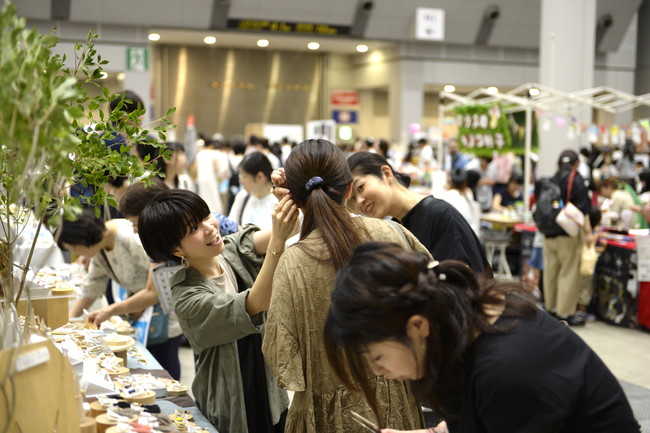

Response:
(2, 219), (216, 432)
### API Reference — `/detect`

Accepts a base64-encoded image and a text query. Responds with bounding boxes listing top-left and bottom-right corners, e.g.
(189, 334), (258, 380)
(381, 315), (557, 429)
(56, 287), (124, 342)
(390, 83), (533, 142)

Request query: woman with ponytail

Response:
(262, 139), (428, 433)
(324, 242), (640, 433)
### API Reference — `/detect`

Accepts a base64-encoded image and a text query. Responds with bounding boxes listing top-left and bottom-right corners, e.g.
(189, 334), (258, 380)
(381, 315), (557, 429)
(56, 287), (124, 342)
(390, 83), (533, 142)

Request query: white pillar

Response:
(389, 59), (424, 148)
(538, 0), (596, 177)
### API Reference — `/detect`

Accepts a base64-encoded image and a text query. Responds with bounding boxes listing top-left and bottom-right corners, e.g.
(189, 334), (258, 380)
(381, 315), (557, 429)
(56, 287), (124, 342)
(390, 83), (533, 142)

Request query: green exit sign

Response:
(127, 47), (149, 72)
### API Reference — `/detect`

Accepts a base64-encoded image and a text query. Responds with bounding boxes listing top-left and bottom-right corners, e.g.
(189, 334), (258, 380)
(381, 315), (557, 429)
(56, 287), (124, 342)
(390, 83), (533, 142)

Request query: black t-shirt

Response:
(445, 309), (640, 433)
(400, 196), (490, 274)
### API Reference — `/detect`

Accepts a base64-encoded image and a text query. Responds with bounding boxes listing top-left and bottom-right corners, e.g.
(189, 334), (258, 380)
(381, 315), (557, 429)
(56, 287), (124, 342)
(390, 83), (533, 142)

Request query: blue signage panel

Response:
(332, 110), (357, 124)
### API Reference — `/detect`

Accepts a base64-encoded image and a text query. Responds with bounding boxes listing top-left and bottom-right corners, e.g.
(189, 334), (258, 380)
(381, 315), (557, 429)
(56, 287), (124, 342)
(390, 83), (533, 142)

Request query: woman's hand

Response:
(271, 194), (299, 242)
(87, 307), (113, 326)
(271, 168), (290, 201)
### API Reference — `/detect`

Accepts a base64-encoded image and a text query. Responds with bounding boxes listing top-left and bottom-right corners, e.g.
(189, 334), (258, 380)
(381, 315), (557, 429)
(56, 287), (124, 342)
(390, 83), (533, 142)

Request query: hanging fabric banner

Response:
(454, 103), (538, 156)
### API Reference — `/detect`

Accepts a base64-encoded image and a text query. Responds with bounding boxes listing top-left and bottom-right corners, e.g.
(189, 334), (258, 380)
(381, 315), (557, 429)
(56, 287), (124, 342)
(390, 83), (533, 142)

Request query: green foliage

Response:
(454, 103), (511, 156)
(0, 2), (176, 308)
(0, 2), (175, 228)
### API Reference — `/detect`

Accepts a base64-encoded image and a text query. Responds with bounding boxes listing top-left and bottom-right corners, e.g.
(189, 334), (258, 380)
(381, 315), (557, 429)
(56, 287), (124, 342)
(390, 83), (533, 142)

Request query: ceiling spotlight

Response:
(486, 86), (499, 95)
(204, 36), (216, 44)
(443, 84), (456, 93)
(257, 39), (270, 47)
(148, 33), (160, 42)
(356, 44), (369, 53)
(307, 42), (320, 50)
(116, 72), (125, 81)
(528, 87), (540, 97)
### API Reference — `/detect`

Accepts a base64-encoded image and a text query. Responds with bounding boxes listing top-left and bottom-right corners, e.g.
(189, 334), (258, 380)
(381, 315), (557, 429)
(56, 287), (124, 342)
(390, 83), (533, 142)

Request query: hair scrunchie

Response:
(305, 176), (324, 192)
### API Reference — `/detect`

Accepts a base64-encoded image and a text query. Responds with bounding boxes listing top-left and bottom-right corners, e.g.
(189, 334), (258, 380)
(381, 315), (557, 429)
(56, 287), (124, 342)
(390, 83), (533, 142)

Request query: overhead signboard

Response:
(228, 19), (350, 36)
(330, 90), (359, 106)
(415, 8), (445, 41)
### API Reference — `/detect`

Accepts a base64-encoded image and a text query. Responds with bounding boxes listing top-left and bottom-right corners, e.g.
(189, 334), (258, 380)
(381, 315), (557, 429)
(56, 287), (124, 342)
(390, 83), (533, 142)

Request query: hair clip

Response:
(427, 260), (439, 269)
(438, 273), (447, 281)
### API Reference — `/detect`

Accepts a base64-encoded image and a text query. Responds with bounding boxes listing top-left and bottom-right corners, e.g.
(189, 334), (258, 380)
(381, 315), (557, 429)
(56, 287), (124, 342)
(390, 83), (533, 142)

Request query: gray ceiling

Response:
(15, 0), (643, 51)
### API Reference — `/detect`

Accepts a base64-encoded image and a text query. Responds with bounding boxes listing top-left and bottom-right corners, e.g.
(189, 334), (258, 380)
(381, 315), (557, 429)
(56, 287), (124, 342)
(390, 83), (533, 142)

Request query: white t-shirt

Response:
(440, 188), (481, 236)
(228, 189), (278, 230)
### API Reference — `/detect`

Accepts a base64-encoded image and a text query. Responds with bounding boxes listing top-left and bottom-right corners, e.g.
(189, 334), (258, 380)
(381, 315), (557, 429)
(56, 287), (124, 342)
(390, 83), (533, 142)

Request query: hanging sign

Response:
(330, 90), (359, 106)
(228, 19), (349, 35)
(415, 8), (445, 41)
(454, 104), (510, 155)
(332, 110), (357, 124)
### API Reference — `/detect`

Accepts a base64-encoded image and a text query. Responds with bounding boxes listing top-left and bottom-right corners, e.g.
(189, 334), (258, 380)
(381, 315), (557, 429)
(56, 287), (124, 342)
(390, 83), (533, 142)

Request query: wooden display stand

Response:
(16, 296), (69, 329)
(0, 339), (81, 433)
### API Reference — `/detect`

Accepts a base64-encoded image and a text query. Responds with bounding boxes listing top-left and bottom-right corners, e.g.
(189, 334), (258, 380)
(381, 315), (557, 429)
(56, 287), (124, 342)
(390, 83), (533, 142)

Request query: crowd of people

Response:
(56, 89), (642, 433)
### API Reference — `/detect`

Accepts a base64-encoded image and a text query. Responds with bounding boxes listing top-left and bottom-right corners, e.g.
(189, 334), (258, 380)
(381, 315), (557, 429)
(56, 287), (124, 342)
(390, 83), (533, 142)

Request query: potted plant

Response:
(0, 2), (175, 346)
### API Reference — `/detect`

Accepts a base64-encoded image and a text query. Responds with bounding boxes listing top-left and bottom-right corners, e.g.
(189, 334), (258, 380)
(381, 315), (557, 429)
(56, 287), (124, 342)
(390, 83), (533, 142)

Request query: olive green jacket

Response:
(170, 225), (289, 433)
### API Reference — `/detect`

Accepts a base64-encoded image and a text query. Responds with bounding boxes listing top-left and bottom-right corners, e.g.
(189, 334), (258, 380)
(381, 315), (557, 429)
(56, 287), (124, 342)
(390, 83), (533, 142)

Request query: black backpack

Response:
(533, 177), (565, 237)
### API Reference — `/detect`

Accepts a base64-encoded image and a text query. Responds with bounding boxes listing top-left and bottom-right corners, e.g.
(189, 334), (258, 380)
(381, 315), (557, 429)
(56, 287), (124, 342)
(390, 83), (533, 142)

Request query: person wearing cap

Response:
(543, 150), (591, 326)
(262, 139), (428, 433)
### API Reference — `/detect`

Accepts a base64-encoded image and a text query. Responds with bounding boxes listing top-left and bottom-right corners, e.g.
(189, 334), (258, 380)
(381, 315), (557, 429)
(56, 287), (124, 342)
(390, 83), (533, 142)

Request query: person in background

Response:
(599, 177), (646, 231)
(138, 189), (298, 433)
(574, 207), (603, 327)
(192, 138), (230, 214)
(468, 156), (496, 212)
(617, 140), (637, 190)
(248, 135), (282, 169)
(443, 138), (469, 171)
(543, 150), (591, 326)
(491, 173), (524, 212)
(161, 142), (195, 191)
(323, 242), (640, 433)
(440, 168), (481, 236)
(262, 139), (426, 433)
(347, 151), (490, 275)
(58, 209), (183, 378)
(228, 152), (278, 230)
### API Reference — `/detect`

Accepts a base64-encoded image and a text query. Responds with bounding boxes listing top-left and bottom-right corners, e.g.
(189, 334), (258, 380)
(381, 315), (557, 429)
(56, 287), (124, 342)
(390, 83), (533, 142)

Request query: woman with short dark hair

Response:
(324, 242), (640, 433)
(138, 189), (298, 433)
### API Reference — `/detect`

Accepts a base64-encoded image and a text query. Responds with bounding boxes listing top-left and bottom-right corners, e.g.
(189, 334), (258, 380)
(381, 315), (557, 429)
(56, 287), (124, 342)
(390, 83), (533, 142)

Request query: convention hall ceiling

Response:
(15, 0), (643, 52)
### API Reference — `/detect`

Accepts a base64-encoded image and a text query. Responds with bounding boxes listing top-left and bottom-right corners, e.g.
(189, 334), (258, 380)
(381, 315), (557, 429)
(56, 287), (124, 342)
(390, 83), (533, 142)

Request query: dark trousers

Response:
(148, 335), (183, 380)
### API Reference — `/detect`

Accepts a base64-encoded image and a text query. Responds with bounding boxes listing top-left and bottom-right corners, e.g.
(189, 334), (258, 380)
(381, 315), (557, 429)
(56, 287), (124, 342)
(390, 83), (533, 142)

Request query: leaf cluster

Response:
(0, 2), (176, 230)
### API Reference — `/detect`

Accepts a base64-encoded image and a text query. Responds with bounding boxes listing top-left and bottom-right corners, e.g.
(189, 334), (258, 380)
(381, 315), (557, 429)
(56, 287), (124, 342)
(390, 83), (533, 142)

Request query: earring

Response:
(180, 256), (189, 268)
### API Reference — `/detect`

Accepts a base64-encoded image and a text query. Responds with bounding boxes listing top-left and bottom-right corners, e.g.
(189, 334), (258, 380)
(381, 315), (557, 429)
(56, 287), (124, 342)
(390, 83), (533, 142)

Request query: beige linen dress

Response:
(263, 217), (431, 433)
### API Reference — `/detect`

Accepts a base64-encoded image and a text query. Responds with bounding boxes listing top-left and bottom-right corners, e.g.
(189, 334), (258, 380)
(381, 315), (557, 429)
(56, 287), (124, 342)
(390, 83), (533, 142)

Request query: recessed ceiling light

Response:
(117, 72), (125, 81)
(307, 42), (320, 50)
(257, 39), (269, 47)
(204, 36), (216, 45)
(486, 86), (499, 95)
(99, 72), (108, 79)
(356, 44), (369, 53)
(528, 87), (540, 96)
(148, 33), (160, 42)
(443, 84), (456, 93)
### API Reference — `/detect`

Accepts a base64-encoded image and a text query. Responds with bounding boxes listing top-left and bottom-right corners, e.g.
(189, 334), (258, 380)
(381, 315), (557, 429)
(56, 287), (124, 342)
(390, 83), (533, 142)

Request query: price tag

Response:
(152, 264), (182, 315)
(16, 346), (50, 372)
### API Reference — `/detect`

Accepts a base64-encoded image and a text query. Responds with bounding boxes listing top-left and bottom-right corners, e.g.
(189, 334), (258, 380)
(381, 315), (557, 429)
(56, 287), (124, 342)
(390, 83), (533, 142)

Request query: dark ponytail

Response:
(284, 139), (369, 269)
